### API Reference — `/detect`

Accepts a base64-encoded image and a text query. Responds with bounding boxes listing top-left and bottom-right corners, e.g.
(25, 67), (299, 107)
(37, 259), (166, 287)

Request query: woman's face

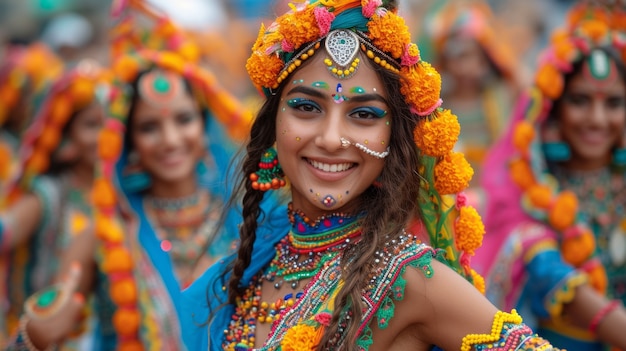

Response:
(66, 102), (104, 168)
(275, 52), (391, 218)
(558, 56), (626, 170)
(130, 70), (205, 187)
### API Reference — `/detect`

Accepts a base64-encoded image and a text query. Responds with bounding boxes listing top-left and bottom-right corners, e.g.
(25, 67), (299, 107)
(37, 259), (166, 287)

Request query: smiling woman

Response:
(181, 1), (562, 351)
(476, 2), (626, 350)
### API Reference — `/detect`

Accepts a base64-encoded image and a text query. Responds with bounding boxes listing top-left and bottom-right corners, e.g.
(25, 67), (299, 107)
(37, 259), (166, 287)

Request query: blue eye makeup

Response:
(286, 98), (321, 112)
(351, 106), (388, 119)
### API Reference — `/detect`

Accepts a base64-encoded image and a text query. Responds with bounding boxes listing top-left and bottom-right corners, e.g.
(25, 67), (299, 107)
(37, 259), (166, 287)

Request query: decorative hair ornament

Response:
(137, 69), (185, 108)
(246, 0), (483, 291)
(508, 1), (626, 295)
(249, 147), (286, 191)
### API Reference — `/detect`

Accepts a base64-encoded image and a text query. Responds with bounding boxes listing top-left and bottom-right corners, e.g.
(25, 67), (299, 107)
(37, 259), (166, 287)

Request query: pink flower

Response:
(314, 312), (332, 326)
(281, 39), (295, 53)
(456, 192), (467, 210)
(401, 43), (420, 66)
(362, 0), (382, 18)
(314, 6), (335, 36)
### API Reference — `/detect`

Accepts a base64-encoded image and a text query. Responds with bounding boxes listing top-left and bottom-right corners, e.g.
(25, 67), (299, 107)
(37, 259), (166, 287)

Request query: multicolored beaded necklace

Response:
(223, 203), (364, 350)
(144, 189), (221, 281)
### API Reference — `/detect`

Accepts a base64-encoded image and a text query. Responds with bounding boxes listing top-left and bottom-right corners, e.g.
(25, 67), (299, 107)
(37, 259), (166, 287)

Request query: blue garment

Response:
(181, 200), (290, 351)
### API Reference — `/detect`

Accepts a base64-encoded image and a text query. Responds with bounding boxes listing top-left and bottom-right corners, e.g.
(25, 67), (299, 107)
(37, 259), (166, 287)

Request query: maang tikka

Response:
(324, 29), (361, 79)
(249, 147), (286, 191)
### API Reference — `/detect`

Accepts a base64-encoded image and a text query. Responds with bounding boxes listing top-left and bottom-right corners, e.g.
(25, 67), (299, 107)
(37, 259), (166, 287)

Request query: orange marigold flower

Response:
(401, 62), (442, 115)
(509, 158), (535, 190)
(113, 56), (140, 83)
(277, 7), (319, 50)
(37, 127), (62, 152)
(548, 190), (578, 231)
(157, 52), (185, 74)
(96, 216), (124, 243)
(367, 12), (410, 59)
(553, 38), (577, 64)
(50, 95), (73, 127)
(414, 109), (460, 157)
(110, 279), (137, 306)
(103, 247), (133, 273)
(512, 120), (535, 153)
(98, 128), (123, 161)
(434, 152), (474, 195)
(535, 64), (563, 100)
(527, 184), (552, 209)
(113, 309), (140, 337)
(471, 269), (486, 294)
(455, 206), (485, 255)
(69, 77), (95, 109)
(246, 52), (283, 89)
(92, 179), (116, 208)
(281, 324), (319, 351)
(561, 229), (595, 267)
(579, 19), (609, 42)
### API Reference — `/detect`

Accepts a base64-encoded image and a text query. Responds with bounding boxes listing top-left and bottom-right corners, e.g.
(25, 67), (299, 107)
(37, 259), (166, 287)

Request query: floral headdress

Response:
(245, 0), (485, 291)
(5, 60), (109, 201)
(507, 2), (626, 300)
(0, 42), (63, 127)
(429, 0), (518, 82)
(109, 0), (201, 63)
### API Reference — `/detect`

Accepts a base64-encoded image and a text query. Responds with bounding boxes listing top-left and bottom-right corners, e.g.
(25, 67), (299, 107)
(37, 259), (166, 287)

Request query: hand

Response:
(24, 262), (86, 349)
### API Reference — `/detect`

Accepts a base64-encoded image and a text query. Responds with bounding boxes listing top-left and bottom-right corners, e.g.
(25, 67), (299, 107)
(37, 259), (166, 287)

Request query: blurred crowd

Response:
(1, 0), (626, 350)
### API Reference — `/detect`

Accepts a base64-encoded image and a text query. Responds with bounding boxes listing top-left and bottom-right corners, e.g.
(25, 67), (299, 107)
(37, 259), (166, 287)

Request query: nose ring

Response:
(340, 137), (351, 149)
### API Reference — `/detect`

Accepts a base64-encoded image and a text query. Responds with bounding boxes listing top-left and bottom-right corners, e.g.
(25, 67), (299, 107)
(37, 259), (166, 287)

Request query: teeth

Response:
(309, 160), (353, 172)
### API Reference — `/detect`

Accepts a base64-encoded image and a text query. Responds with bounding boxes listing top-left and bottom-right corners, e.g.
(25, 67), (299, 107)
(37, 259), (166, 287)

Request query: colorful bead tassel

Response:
(250, 147), (286, 191)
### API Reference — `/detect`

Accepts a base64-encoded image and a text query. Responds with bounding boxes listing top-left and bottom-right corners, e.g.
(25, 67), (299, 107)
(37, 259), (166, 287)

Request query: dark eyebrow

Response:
(348, 93), (388, 105)
(286, 85), (327, 99)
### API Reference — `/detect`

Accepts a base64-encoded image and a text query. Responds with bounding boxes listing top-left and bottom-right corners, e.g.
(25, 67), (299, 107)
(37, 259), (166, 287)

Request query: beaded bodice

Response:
(223, 205), (438, 351)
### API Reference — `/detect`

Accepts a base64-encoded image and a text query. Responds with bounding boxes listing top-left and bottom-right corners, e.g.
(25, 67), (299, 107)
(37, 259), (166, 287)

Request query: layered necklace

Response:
(144, 189), (220, 281)
(223, 204), (363, 350)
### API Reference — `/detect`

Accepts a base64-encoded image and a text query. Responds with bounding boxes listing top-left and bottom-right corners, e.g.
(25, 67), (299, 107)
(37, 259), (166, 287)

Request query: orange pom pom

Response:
(548, 191), (578, 231)
(110, 279), (137, 306)
(512, 120), (535, 153)
(114, 56), (140, 83)
(434, 152), (474, 195)
(69, 77), (95, 109)
(561, 229), (595, 267)
(112, 309), (140, 337)
(157, 52), (186, 74)
(103, 247), (133, 273)
(527, 184), (552, 209)
(509, 159), (535, 190)
(585, 262), (607, 295)
(95, 216), (124, 243)
(92, 179), (117, 208)
(49, 96), (73, 127)
(535, 64), (563, 100)
(98, 129), (123, 161)
(455, 206), (485, 255)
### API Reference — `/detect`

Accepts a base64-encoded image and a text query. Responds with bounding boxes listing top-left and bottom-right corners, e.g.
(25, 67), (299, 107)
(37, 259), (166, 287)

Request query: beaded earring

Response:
(541, 120), (571, 162)
(249, 147), (286, 191)
(121, 150), (152, 193)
